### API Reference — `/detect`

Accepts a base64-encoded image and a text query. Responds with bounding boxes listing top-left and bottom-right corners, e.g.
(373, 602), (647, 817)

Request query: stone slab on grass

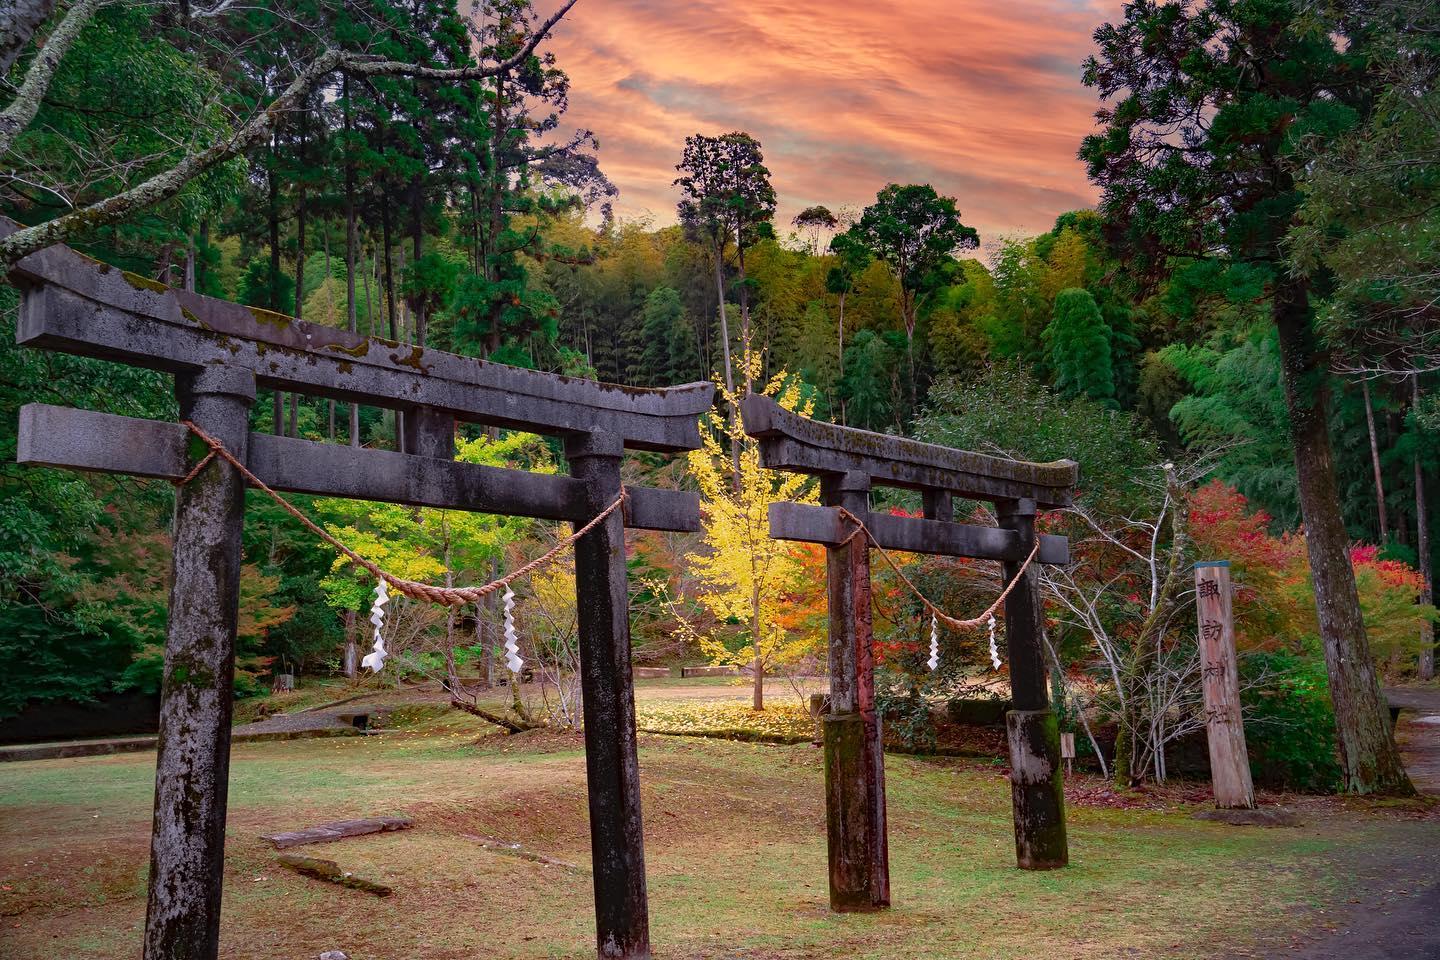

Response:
(262, 817), (414, 849)
(1192, 807), (1301, 827)
(275, 853), (392, 896)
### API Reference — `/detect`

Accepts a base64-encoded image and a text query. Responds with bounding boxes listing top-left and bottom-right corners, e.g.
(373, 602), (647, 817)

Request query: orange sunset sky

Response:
(538, 0), (1122, 244)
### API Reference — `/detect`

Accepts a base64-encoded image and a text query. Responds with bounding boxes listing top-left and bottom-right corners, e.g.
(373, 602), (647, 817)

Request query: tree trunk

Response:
(751, 580), (764, 711)
(712, 248), (734, 397)
(343, 74), (361, 448)
(268, 139), (284, 436)
(449, 698), (533, 733)
(197, 219), (209, 293)
(381, 197), (398, 341)
(736, 240), (751, 389)
(1273, 280), (1412, 795)
(483, 73), (509, 356)
(1362, 378), (1388, 543)
(711, 246), (741, 489)
(410, 175), (426, 347)
(837, 290), (847, 425)
(362, 241), (375, 335)
(901, 294), (918, 419)
(380, 198), (403, 448)
(291, 108), (307, 441)
(343, 609), (358, 679)
(1415, 376), (1434, 681)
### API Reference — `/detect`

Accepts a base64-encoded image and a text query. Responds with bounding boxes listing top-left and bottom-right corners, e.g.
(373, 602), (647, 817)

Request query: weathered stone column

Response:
(822, 470), (889, 911)
(998, 498), (1068, 870)
(144, 364), (255, 960)
(402, 405), (455, 459)
(566, 431), (651, 960)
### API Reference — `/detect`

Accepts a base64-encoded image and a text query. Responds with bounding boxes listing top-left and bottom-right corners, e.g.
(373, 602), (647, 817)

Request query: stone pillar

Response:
(144, 364), (255, 960)
(998, 498), (1067, 870)
(402, 405), (456, 460)
(566, 431), (651, 960)
(821, 470), (889, 911)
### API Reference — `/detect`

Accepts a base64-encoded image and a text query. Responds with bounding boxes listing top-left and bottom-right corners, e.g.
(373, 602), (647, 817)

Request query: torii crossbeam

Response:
(742, 394), (1078, 911)
(6, 218), (712, 960)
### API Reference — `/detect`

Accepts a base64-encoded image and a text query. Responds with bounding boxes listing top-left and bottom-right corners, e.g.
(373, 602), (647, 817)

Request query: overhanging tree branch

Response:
(0, 0), (104, 158)
(0, 0), (580, 270)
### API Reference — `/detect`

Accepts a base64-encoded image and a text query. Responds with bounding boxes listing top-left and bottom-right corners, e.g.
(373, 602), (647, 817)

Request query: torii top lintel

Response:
(2, 217), (714, 453)
(740, 394), (1078, 509)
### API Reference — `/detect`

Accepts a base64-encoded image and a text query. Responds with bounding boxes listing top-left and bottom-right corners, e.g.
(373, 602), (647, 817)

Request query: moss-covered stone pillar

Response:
(566, 430), (651, 960)
(144, 364), (254, 960)
(998, 497), (1068, 870)
(822, 470), (889, 911)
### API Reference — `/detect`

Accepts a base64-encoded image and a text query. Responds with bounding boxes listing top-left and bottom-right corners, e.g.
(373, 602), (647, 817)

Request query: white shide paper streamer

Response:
(927, 614), (939, 672)
(361, 579), (390, 672)
(502, 587), (523, 673)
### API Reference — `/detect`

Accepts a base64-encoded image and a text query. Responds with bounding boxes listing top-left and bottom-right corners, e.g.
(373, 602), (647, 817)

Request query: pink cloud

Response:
(538, 0), (1120, 241)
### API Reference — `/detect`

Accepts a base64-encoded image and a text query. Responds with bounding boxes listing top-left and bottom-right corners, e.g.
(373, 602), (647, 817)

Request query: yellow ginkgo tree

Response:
(685, 350), (823, 710)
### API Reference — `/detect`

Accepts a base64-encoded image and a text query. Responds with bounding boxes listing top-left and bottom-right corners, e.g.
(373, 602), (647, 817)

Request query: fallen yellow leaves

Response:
(635, 701), (815, 744)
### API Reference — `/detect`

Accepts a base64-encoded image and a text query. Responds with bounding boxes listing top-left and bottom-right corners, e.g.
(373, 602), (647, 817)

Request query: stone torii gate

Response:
(6, 222), (712, 960)
(741, 395), (1077, 910)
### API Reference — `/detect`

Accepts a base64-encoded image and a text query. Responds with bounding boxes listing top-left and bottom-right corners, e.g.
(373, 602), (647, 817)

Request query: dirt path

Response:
(1257, 689), (1440, 959)
(1387, 686), (1440, 794)
(1273, 823), (1440, 960)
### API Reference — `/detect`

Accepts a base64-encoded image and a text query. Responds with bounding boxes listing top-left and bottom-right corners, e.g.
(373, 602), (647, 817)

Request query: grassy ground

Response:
(3, 697), (1437, 960)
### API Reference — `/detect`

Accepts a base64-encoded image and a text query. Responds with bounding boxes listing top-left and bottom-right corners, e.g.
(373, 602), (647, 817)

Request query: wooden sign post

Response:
(1194, 561), (1255, 810)
(742, 396), (1078, 911)
(6, 219), (714, 960)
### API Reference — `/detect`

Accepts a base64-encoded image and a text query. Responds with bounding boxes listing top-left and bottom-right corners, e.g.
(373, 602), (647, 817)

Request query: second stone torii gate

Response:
(741, 395), (1078, 911)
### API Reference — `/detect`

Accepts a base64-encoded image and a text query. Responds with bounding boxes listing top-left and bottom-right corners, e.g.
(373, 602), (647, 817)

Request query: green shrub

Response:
(1241, 651), (1344, 792)
(876, 670), (937, 753)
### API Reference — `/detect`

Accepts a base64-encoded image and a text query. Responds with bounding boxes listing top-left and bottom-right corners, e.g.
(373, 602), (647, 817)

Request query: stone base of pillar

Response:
(823, 712), (890, 911)
(1005, 708), (1068, 870)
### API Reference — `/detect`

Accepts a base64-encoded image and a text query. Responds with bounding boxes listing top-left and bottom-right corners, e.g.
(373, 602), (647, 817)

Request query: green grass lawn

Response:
(0, 713), (1430, 960)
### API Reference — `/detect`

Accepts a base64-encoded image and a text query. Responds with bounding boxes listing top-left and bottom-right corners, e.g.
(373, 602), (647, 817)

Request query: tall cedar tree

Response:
(451, 0), (612, 366)
(825, 231), (872, 425)
(1080, 0), (1413, 793)
(674, 132), (777, 395)
(1045, 288), (1115, 405)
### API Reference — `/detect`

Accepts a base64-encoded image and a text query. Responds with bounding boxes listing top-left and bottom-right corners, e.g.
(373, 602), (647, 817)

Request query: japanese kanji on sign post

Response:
(1195, 560), (1255, 810)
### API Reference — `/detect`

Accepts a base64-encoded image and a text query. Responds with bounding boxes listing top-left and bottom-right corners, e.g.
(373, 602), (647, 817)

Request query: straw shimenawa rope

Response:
(178, 420), (627, 607)
(176, 421), (1034, 625)
(834, 506), (1041, 631)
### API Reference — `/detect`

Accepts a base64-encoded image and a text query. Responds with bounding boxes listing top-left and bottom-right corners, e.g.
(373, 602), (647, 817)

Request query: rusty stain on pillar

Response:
(144, 364), (255, 960)
(822, 470), (890, 911)
(566, 430), (651, 960)
(998, 497), (1068, 870)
